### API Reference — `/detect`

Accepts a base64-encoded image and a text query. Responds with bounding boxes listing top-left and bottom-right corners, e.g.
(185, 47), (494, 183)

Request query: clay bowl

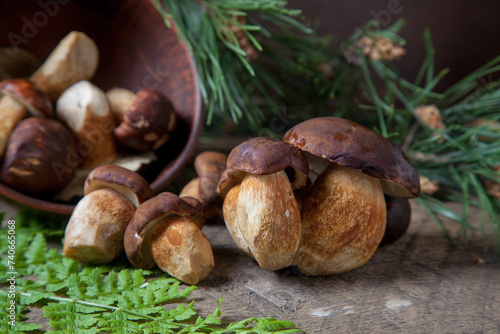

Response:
(0, 0), (203, 215)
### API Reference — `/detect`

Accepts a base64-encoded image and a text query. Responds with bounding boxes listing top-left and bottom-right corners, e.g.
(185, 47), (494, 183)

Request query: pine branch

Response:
(343, 19), (500, 251)
(153, 0), (338, 133)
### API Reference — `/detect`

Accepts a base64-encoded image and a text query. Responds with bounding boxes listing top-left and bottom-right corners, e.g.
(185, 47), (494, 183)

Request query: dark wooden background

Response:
(288, 0), (500, 90)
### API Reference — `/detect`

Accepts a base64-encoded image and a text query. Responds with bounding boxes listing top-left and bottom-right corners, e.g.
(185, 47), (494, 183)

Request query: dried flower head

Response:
(415, 105), (446, 142)
(420, 175), (440, 195)
(356, 36), (406, 61)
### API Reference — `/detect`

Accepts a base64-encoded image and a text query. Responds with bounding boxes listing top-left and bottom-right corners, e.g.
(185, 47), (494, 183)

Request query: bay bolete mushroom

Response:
(0, 118), (76, 196)
(217, 137), (308, 270)
(63, 165), (154, 264)
(124, 192), (212, 285)
(113, 89), (177, 152)
(283, 117), (420, 275)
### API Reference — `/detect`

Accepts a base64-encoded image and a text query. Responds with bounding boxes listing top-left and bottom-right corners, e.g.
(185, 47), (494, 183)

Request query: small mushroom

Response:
(124, 192), (213, 285)
(113, 89), (177, 152)
(180, 151), (228, 219)
(30, 31), (99, 102)
(0, 118), (76, 196)
(283, 117), (420, 275)
(379, 195), (412, 246)
(217, 137), (308, 270)
(56, 80), (117, 168)
(0, 78), (53, 157)
(106, 87), (136, 125)
(63, 165), (154, 264)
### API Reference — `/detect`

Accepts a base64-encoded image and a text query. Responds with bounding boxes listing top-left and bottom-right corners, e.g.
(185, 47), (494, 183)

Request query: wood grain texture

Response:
(1, 198), (499, 332)
(193, 202), (500, 333)
(0, 0), (203, 214)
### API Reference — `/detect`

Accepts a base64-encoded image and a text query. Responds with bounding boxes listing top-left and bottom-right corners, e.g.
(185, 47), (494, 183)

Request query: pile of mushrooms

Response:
(0, 31), (178, 200)
(218, 117), (420, 275)
(64, 151), (228, 285)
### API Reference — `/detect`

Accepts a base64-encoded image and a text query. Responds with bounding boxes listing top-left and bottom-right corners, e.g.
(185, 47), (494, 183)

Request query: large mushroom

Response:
(123, 192), (213, 285)
(217, 137), (308, 270)
(63, 165), (154, 264)
(283, 117), (420, 275)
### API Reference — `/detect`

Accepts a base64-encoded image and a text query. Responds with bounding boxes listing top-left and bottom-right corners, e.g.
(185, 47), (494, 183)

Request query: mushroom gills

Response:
(294, 164), (387, 275)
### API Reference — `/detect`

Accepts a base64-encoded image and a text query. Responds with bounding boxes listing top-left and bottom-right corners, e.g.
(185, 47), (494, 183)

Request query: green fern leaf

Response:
(24, 233), (47, 265)
(169, 301), (197, 321)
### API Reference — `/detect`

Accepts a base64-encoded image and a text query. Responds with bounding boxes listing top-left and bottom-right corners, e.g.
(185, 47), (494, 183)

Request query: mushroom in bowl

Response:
(0, 0), (203, 215)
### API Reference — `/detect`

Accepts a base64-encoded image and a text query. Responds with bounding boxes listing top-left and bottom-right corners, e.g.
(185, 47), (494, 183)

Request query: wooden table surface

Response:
(1, 199), (499, 333)
(194, 202), (500, 333)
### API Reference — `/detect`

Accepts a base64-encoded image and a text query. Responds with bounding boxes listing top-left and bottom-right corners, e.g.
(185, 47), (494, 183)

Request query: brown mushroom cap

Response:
(217, 137), (308, 197)
(283, 117), (420, 198)
(194, 151), (227, 206)
(0, 118), (76, 196)
(113, 89), (177, 152)
(0, 78), (53, 117)
(124, 192), (204, 269)
(84, 165), (154, 208)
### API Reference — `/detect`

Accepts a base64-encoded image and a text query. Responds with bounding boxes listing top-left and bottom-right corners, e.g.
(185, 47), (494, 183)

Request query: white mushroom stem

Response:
(294, 164), (387, 276)
(56, 80), (116, 168)
(0, 96), (26, 157)
(231, 170), (301, 271)
(30, 31), (99, 102)
(64, 188), (135, 264)
(222, 184), (253, 258)
(106, 87), (136, 125)
(149, 216), (214, 285)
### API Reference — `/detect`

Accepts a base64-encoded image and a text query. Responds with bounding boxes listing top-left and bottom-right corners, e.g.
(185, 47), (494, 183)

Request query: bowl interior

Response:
(0, 0), (203, 215)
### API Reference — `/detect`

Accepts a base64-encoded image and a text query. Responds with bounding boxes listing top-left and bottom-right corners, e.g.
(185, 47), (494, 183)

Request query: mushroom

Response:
(0, 118), (76, 196)
(113, 89), (177, 152)
(379, 195), (412, 246)
(283, 117), (420, 275)
(56, 80), (117, 169)
(106, 87), (136, 125)
(0, 31), (98, 158)
(217, 137), (308, 270)
(63, 165), (154, 264)
(124, 192), (213, 285)
(179, 151), (228, 219)
(0, 78), (53, 157)
(30, 31), (99, 102)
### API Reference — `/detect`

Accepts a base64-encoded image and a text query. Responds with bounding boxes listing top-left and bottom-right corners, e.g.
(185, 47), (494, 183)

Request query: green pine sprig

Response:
(345, 19), (500, 251)
(0, 211), (304, 333)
